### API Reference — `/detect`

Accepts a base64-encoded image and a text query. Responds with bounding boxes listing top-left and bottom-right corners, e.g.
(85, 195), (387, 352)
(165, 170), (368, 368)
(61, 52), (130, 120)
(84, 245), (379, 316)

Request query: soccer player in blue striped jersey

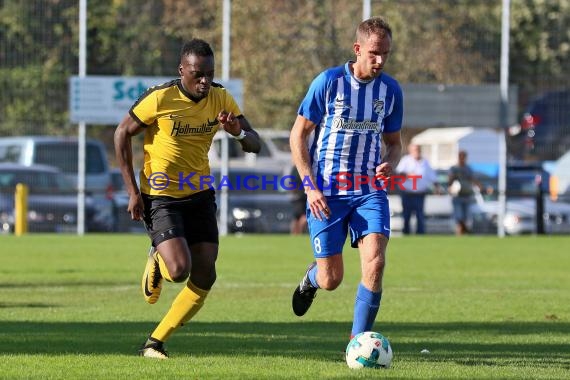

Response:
(290, 17), (403, 341)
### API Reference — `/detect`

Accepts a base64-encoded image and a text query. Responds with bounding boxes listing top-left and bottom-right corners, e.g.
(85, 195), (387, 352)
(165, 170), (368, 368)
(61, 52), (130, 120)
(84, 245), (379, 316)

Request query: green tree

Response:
(510, 0), (570, 102)
(0, 0), (567, 140)
(0, 0), (76, 135)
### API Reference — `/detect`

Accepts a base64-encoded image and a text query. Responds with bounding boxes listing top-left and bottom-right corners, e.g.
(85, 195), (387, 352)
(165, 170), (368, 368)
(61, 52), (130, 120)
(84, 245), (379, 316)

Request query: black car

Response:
(211, 167), (294, 233)
(110, 168), (146, 232)
(110, 167), (295, 234)
(508, 89), (570, 161)
(0, 163), (113, 233)
(471, 162), (550, 199)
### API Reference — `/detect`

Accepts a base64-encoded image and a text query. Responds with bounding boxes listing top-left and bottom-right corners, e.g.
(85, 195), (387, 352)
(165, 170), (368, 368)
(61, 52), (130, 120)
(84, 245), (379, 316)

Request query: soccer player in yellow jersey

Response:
(114, 38), (260, 359)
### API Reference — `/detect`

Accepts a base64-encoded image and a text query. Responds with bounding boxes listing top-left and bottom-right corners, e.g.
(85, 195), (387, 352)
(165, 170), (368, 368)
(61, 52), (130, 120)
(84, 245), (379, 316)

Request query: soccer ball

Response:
(345, 331), (393, 369)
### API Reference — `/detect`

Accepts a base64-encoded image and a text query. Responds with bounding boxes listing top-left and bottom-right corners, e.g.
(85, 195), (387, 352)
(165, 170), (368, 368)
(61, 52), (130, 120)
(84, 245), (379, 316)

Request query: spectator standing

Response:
(396, 143), (439, 234)
(448, 150), (479, 235)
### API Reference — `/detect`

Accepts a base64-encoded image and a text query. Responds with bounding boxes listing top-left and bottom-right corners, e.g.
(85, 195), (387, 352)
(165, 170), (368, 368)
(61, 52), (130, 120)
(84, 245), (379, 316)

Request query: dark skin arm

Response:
(114, 114), (145, 221)
(218, 111), (261, 153)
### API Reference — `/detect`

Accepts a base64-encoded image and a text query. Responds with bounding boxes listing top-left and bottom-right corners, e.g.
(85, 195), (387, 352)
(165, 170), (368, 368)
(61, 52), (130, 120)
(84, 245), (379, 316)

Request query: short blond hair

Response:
(356, 17), (392, 43)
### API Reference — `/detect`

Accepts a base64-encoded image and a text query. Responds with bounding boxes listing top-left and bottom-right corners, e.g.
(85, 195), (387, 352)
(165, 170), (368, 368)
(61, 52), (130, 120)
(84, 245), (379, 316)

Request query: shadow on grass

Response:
(0, 302), (58, 308)
(1, 321), (569, 368)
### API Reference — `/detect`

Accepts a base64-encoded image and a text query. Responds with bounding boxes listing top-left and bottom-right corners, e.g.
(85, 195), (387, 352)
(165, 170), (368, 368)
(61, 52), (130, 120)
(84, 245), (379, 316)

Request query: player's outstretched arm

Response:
(114, 114), (145, 221)
(218, 111), (261, 153)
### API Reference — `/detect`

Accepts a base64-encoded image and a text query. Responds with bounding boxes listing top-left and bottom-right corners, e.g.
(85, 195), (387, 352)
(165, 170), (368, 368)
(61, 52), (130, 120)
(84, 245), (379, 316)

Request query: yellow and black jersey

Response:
(130, 79), (241, 197)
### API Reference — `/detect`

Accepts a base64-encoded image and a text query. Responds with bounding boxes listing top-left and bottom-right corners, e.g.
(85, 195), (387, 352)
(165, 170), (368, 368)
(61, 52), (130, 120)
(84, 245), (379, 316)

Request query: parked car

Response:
(389, 163), (567, 235)
(507, 89), (570, 161)
(470, 163), (570, 235)
(110, 166), (295, 234)
(255, 129), (291, 163)
(549, 149), (570, 202)
(0, 136), (114, 194)
(470, 162), (550, 199)
(0, 163), (113, 233)
(209, 129), (292, 174)
(472, 196), (570, 235)
(110, 168), (145, 233)
(211, 167), (294, 233)
(0, 136), (116, 229)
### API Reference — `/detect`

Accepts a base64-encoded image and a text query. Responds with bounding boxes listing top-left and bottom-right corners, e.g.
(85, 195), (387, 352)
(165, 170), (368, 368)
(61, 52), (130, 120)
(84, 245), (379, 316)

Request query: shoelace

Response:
(151, 259), (162, 288)
(300, 283), (317, 297)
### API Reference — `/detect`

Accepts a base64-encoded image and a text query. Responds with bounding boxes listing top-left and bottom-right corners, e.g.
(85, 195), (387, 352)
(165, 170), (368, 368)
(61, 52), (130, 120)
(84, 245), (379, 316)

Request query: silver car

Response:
(211, 167), (294, 234)
(471, 163), (570, 235)
(472, 195), (570, 235)
(0, 163), (113, 233)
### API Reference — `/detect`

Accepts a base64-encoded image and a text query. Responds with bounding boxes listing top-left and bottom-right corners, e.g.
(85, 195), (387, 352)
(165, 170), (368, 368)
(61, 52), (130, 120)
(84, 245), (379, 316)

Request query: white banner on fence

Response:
(69, 76), (243, 125)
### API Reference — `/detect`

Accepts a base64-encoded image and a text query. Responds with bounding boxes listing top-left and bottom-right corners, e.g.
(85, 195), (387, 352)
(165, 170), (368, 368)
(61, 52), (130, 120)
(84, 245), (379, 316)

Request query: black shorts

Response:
(142, 189), (219, 247)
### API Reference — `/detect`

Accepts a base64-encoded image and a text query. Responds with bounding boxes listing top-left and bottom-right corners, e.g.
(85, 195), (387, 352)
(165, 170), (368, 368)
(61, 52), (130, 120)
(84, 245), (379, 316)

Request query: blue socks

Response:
(351, 283), (382, 337)
(306, 268), (381, 337)
(307, 265), (319, 288)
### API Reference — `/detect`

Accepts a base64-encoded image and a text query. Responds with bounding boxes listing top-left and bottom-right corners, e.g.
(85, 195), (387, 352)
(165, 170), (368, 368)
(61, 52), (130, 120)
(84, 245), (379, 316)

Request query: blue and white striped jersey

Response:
(298, 61), (403, 196)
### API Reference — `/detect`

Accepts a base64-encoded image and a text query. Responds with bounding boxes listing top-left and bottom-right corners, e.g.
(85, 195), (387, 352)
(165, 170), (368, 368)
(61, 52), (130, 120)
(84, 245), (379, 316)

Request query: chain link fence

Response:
(0, 0), (568, 234)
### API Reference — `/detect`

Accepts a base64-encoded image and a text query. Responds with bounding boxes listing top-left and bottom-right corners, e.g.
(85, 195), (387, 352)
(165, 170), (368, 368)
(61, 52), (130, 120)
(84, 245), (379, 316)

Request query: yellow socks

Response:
(150, 280), (209, 342)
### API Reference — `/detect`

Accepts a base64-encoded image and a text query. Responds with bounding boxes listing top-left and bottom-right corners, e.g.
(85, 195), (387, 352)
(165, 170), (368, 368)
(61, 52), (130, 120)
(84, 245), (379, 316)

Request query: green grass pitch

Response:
(1, 234), (569, 379)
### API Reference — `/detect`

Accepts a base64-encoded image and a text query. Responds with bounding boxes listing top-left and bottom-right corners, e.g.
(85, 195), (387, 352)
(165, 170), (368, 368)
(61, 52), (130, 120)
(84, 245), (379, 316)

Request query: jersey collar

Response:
(345, 61), (379, 84)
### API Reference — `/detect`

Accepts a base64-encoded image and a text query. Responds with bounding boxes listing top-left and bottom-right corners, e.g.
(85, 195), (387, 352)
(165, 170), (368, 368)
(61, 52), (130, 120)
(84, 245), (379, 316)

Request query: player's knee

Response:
(319, 274), (343, 290)
(368, 252), (386, 270)
(170, 265), (190, 282)
(171, 273), (189, 283)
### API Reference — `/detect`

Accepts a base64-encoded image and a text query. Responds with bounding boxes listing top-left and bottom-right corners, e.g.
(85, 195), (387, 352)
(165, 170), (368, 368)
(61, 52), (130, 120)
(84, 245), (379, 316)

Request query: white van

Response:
(209, 129), (292, 174)
(0, 136), (112, 194)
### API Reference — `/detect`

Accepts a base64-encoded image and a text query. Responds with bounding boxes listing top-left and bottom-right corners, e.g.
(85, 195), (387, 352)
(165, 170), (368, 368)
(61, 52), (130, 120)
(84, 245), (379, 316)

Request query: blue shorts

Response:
(306, 191), (391, 258)
(452, 196), (472, 223)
